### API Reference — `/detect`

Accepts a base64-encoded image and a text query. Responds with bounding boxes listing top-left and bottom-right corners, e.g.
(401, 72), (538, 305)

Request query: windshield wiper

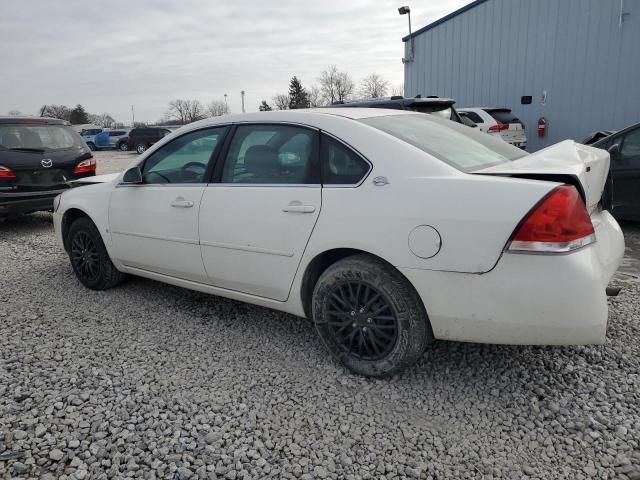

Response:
(8, 147), (46, 153)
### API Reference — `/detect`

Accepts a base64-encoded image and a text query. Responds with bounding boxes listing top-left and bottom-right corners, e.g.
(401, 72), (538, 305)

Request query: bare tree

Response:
(39, 104), (71, 120)
(391, 83), (405, 97)
(166, 99), (205, 124)
(207, 100), (228, 117)
(359, 73), (389, 98)
(308, 85), (325, 107)
(272, 94), (290, 110)
(7, 110), (21, 116)
(335, 71), (355, 102)
(89, 113), (116, 128)
(319, 65), (354, 104)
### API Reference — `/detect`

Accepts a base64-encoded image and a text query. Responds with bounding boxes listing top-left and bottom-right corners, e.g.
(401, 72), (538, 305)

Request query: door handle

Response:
(171, 197), (194, 208)
(282, 201), (315, 214)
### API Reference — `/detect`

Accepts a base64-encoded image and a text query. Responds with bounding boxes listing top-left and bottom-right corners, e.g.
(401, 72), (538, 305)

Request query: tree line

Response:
(7, 65), (403, 127)
(260, 66), (403, 111)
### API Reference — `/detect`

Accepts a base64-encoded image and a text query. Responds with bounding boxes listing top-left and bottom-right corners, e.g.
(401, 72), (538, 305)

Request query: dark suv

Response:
(331, 96), (466, 124)
(127, 127), (172, 154)
(0, 117), (95, 217)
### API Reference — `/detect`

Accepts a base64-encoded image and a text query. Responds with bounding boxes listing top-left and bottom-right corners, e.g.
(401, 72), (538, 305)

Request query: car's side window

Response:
(141, 127), (227, 184)
(320, 134), (370, 185)
(220, 125), (317, 184)
(620, 128), (640, 160)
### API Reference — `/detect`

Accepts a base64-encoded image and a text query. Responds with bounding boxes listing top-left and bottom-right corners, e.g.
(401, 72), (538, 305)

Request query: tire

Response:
(118, 142), (128, 152)
(87, 142), (96, 151)
(312, 254), (432, 377)
(135, 143), (147, 154)
(67, 217), (125, 290)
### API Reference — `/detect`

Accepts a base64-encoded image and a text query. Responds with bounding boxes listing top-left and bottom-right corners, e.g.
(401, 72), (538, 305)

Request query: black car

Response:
(0, 117), (95, 217)
(127, 127), (172, 154)
(331, 95), (466, 124)
(589, 121), (640, 221)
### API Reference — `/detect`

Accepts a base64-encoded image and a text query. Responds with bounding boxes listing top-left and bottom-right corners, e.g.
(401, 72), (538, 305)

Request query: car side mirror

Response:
(122, 166), (142, 184)
(607, 144), (620, 155)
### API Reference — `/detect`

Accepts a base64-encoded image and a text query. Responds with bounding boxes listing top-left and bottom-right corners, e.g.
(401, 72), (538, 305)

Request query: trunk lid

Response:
(474, 140), (610, 210)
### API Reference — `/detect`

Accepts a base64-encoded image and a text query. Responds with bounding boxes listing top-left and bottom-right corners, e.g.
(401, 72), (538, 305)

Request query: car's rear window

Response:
(359, 113), (527, 172)
(408, 104), (454, 120)
(486, 109), (521, 125)
(0, 125), (83, 151)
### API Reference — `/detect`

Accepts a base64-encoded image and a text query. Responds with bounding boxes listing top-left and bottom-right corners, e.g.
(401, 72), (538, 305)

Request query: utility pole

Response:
(131, 105), (135, 126)
(241, 91), (245, 113)
(224, 94), (228, 113)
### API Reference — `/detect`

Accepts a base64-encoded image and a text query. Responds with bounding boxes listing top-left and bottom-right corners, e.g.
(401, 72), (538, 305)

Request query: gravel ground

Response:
(93, 150), (137, 175)
(0, 166), (639, 478)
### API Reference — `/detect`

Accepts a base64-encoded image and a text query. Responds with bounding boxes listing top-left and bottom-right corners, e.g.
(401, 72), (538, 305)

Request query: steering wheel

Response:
(181, 162), (207, 181)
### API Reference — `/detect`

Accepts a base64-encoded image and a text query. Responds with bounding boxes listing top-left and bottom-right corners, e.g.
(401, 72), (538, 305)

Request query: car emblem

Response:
(41, 158), (53, 168)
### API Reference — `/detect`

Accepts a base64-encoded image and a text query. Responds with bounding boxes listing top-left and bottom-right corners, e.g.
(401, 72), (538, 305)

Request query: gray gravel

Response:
(0, 207), (639, 479)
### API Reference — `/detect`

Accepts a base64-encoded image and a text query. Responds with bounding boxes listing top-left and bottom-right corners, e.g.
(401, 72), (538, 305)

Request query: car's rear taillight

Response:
(73, 157), (96, 174)
(488, 123), (509, 132)
(0, 165), (17, 179)
(507, 185), (595, 253)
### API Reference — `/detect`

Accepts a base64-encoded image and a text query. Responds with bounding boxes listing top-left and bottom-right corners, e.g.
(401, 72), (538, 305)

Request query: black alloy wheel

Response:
(325, 281), (398, 361)
(70, 231), (100, 282)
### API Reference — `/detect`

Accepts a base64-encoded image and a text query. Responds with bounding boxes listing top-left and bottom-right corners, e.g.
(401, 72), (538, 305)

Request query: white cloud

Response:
(0, 0), (471, 123)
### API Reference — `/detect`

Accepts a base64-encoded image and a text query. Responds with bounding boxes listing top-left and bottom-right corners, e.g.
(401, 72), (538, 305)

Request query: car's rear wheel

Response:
(87, 142), (96, 151)
(312, 254), (432, 377)
(135, 143), (147, 154)
(119, 142), (128, 151)
(67, 217), (125, 290)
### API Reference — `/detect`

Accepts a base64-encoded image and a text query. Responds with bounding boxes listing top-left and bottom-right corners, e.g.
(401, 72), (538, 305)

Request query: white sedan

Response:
(53, 109), (625, 377)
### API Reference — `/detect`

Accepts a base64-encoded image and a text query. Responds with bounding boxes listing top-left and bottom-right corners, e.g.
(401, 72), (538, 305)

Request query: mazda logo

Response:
(41, 159), (53, 168)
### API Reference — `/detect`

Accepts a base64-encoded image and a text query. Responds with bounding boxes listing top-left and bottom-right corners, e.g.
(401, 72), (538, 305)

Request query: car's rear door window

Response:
(360, 113), (527, 172)
(220, 124), (318, 184)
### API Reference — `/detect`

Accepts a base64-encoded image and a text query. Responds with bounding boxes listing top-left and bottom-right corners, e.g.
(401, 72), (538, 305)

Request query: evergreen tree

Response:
(288, 76), (309, 109)
(69, 104), (89, 124)
(259, 100), (272, 111)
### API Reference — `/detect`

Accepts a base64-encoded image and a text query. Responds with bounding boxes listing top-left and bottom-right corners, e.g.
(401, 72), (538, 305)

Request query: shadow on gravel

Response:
(0, 212), (53, 236)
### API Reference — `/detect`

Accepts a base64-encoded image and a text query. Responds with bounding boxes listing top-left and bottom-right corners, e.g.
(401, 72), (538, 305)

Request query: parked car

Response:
(331, 96), (466, 123)
(80, 128), (103, 151)
(458, 108), (527, 149)
(94, 129), (131, 151)
(127, 127), (172, 154)
(0, 117), (95, 217)
(587, 121), (640, 221)
(53, 109), (623, 377)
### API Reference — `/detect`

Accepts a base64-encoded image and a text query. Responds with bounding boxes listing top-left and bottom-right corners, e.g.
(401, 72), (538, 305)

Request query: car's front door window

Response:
(141, 127), (227, 184)
(220, 125), (317, 184)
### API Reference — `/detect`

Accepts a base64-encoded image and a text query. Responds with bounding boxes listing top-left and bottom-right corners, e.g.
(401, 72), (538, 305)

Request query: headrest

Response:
(244, 145), (280, 175)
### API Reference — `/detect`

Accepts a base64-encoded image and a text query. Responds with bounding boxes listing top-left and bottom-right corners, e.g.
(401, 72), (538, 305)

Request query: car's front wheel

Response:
(312, 254), (432, 377)
(135, 143), (147, 154)
(118, 142), (128, 151)
(67, 217), (125, 290)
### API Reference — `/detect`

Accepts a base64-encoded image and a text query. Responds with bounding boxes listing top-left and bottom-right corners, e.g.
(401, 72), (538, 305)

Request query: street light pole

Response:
(398, 6), (414, 63)
(224, 94), (228, 113)
(241, 91), (245, 113)
(131, 105), (135, 126)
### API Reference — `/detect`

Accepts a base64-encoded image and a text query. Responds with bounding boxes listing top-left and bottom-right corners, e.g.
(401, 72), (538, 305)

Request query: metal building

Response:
(402, 0), (640, 151)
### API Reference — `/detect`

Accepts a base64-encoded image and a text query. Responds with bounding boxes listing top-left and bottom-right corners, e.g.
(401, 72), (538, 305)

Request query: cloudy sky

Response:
(1, 0), (470, 124)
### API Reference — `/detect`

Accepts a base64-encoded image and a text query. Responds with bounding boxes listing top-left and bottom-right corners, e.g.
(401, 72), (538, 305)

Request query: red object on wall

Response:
(537, 117), (547, 137)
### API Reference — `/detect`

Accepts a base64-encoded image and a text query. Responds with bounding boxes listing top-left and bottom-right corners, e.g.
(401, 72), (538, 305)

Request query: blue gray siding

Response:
(404, 0), (640, 151)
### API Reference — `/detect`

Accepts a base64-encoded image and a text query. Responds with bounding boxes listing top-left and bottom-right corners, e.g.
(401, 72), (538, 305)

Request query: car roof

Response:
(332, 97), (455, 108)
(0, 116), (69, 125)
(178, 108), (413, 130)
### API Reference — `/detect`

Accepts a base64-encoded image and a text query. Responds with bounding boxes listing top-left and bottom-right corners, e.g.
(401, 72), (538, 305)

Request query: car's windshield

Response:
(0, 124), (83, 152)
(360, 113), (528, 171)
